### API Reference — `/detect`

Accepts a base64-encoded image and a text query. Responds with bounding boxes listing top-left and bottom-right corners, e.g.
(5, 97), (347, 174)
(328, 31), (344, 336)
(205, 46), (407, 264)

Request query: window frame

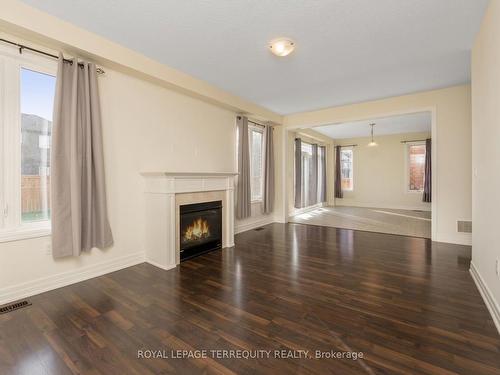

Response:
(248, 124), (264, 203)
(0, 45), (56, 242)
(340, 147), (354, 192)
(405, 141), (426, 194)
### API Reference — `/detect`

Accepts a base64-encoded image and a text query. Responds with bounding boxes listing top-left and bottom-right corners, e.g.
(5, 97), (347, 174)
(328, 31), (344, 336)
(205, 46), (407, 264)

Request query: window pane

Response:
(21, 68), (56, 222)
(340, 149), (353, 191)
(408, 144), (426, 191)
(250, 130), (263, 200)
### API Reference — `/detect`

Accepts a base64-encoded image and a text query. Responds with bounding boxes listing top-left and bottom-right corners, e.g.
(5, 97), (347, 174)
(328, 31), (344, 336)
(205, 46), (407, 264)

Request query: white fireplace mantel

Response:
(141, 172), (238, 270)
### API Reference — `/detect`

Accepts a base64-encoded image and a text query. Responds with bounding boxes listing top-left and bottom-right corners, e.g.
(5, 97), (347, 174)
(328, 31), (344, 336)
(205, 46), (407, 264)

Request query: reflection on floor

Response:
(290, 206), (431, 238)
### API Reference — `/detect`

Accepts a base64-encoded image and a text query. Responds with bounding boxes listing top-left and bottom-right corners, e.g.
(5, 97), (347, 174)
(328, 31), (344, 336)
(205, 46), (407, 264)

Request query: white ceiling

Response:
(313, 112), (431, 139)
(20, 0), (489, 115)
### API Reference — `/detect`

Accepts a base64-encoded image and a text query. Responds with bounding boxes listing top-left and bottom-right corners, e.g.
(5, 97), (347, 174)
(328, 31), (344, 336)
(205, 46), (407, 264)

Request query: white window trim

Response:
(404, 141), (426, 194)
(249, 124), (264, 203)
(0, 45), (56, 243)
(340, 147), (354, 192)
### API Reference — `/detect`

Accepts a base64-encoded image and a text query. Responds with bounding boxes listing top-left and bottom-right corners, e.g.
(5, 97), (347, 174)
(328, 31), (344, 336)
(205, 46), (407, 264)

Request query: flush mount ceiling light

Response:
(269, 38), (295, 57)
(368, 123), (378, 147)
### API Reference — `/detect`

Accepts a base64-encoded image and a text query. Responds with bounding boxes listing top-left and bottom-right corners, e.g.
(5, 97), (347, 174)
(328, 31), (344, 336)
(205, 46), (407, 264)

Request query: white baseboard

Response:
(235, 216), (275, 234)
(470, 261), (500, 334)
(145, 259), (176, 271)
(0, 251), (146, 306)
(289, 202), (325, 217)
(435, 232), (472, 246)
(335, 202), (431, 212)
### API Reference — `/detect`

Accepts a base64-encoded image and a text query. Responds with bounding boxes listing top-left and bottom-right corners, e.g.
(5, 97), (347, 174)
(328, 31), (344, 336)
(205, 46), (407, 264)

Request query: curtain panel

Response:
(309, 144), (319, 206)
(51, 55), (113, 258)
(262, 125), (275, 214)
(294, 138), (303, 208)
(319, 146), (327, 202)
(423, 138), (432, 202)
(334, 146), (343, 199)
(236, 116), (251, 219)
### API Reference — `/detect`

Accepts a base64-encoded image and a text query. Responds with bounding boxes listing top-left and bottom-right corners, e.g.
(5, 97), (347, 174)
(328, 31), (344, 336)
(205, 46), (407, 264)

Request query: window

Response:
(340, 149), (353, 191)
(249, 126), (264, 201)
(0, 47), (56, 241)
(294, 141), (327, 208)
(38, 134), (51, 149)
(407, 142), (426, 192)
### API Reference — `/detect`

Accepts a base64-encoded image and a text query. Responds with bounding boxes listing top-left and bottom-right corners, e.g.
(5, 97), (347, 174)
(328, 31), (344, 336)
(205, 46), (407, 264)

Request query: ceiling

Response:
(313, 112), (431, 139)
(20, 0), (489, 115)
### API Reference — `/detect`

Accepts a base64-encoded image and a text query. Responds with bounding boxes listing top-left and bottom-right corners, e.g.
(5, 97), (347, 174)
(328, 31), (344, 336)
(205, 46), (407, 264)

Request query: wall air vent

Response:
(457, 220), (472, 233)
(0, 300), (32, 315)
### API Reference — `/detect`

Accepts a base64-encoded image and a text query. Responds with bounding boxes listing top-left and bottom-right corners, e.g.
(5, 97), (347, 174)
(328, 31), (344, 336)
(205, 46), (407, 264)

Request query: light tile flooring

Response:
(290, 206), (431, 238)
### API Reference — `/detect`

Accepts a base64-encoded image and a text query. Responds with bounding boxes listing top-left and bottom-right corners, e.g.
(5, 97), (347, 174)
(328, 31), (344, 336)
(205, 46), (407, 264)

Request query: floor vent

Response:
(254, 227), (265, 231)
(457, 220), (472, 233)
(0, 300), (32, 315)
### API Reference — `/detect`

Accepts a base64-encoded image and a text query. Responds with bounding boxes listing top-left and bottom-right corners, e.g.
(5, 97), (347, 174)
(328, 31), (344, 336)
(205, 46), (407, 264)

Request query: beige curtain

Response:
(319, 146), (327, 202)
(294, 138), (303, 208)
(262, 125), (274, 214)
(51, 55), (113, 258)
(309, 144), (319, 206)
(236, 116), (251, 219)
(423, 138), (432, 202)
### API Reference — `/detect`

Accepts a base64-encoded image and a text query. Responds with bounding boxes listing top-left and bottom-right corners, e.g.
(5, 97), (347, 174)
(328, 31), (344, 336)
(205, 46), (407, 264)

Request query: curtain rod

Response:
(335, 144), (358, 148)
(249, 120), (266, 128)
(0, 38), (105, 74)
(294, 137), (327, 147)
(237, 116), (267, 128)
(400, 139), (428, 144)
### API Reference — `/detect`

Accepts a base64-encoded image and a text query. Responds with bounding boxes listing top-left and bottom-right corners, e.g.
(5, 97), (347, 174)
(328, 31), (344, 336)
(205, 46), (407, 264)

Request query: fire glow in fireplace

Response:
(179, 200), (222, 261)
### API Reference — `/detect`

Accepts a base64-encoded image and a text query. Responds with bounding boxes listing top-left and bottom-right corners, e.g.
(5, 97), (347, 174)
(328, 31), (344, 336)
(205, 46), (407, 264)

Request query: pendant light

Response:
(368, 123), (377, 147)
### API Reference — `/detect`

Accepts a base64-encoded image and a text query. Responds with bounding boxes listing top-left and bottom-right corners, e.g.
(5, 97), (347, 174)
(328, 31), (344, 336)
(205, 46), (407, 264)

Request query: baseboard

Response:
(235, 216), (275, 234)
(0, 251), (146, 306)
(435, 232), (472, 246)
(145, 259), (176, 271)
(470, 262), (500, 334)
(289, 202), (325, 217)
(335, 202), (431, 212)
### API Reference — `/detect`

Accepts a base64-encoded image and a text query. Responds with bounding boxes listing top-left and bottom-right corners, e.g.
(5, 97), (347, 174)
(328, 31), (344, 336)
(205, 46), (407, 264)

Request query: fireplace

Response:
(179, 200), (222, 261)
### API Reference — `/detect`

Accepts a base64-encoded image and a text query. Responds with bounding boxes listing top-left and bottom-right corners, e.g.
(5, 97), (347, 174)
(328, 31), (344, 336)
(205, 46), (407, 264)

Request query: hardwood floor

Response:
(1, 223), (499, 375)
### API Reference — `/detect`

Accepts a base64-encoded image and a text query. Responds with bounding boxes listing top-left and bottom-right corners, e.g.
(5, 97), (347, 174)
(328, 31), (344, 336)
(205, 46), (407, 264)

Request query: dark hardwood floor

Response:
(1, 223), (499, 375)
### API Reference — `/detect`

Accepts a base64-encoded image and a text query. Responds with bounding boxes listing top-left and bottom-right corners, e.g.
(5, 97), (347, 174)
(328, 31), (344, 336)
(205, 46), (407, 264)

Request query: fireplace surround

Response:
(141, 172), (237, 270)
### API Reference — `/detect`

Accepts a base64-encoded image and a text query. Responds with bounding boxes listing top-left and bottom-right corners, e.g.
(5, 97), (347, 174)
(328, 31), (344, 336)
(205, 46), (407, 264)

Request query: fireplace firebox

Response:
(179, 200), (222, 261)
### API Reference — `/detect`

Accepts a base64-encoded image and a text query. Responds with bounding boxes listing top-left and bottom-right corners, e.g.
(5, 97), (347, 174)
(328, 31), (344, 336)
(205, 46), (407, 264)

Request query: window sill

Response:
(251, 199), (263, 204)
(0, 224), (51, 243)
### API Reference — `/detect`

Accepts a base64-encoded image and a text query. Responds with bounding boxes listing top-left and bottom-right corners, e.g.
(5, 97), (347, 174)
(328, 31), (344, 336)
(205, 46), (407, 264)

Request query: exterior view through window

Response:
(249, 127), (263, 201)
(340, 148), (353, 191)
(407, 143), (426, 192)
(21, 68), (56, 222)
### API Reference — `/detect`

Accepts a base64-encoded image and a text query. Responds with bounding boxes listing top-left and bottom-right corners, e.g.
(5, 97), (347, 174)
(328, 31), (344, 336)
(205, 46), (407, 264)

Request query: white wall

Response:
(285, 85), (472, 245)
(471, 0), (500, 332)
(335, 132), (432, 211)
(0, 62), (238, 303)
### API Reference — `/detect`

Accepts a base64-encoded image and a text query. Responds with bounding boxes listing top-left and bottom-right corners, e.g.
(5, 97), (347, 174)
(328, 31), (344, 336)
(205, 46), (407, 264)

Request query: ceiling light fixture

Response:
(368, 123), (378, 147)
(269, 38), (295, 57)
